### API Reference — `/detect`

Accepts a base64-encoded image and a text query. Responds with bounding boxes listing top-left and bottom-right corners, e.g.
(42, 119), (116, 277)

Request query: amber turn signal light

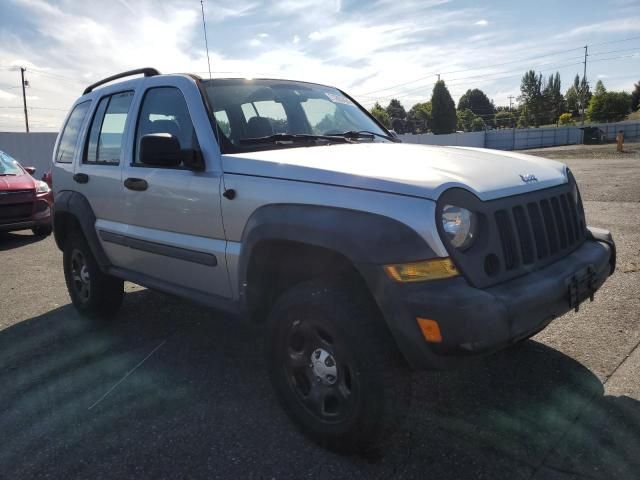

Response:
(384, 258), (459, 282)
(416, 318), (442, 343)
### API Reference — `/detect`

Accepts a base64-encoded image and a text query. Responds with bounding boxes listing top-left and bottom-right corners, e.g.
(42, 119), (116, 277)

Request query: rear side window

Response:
(55, 101), (91, 164)
(84, 91), (134, 165)
(133, 87), (198, 167)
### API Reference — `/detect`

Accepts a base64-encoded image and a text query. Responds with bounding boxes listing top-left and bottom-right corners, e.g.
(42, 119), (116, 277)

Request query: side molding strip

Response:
(99, 230), (218, 266)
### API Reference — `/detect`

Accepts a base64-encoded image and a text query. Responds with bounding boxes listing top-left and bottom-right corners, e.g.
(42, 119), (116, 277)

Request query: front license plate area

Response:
(565, 264), (597, 312)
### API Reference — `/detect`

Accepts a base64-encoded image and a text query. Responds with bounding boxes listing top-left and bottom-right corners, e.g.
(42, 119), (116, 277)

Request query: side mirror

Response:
(140, 134), (182, 168)
(24, 166), (36, 175)
(139, 134), (205, 171)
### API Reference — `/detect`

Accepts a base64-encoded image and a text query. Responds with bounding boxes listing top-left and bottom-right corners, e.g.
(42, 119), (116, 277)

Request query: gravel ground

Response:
(1, 147), (639, 479)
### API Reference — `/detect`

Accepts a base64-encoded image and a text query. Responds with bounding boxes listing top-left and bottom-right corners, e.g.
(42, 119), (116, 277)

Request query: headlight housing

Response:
(441, 204), (476, 250)
(35, 180), (50, 194)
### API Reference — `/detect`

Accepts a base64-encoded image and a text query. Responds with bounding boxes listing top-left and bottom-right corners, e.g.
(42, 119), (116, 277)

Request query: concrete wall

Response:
(0, 132), (58, 178)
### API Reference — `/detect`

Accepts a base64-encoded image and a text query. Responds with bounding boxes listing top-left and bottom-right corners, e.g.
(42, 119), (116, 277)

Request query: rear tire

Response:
(63, 232), (123, 318)
(32, 224), (52, 237)
(267, 279), (411, 454)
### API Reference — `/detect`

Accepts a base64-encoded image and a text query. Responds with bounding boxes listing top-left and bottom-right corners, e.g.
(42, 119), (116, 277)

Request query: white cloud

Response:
(258, 33), (269, 38)
(249, 39), (262, 47)
(292, 35), (300, 44)
(308, 31), (323, 40)
(559, 17), (640, 37)
(474, 19), (488, 26)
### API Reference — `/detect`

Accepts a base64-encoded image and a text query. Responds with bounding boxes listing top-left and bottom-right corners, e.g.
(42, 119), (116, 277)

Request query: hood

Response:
(0, 172), (36, 191)
(222, 143), (567, 201)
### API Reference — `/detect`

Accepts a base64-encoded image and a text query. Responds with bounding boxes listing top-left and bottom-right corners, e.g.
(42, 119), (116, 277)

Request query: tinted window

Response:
(134, 87), (198, 166)
(84, 91), (133, 165)
(56, 101), (91, 163)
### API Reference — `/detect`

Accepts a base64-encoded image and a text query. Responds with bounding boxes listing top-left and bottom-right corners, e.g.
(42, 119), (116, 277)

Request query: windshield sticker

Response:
(325, 92), (354, 106)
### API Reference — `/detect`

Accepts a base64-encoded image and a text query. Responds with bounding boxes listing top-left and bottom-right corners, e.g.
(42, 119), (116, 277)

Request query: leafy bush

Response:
(558, 113), (575, 125)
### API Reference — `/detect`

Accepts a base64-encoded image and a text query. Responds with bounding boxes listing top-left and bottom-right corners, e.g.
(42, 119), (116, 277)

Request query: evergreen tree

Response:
(519, 70), (544, 126)
(385, 99), (407, 120)
(407, 102), (432, 133)
(632, 81), (640, 112)
(430, 80), (457, 134)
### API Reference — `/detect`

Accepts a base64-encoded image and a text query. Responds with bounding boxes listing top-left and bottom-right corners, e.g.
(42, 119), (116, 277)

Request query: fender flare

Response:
(237, 203), (436, 295)
(53, 190), (111, 270)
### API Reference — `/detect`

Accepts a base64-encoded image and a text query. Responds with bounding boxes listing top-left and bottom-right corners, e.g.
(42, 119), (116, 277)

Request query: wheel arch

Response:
(53, 190), (111, 270)
(238, 204), (436, 321)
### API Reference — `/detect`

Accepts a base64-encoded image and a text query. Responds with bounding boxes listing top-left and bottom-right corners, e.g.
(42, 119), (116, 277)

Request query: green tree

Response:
(407, 102), (431, 133)
(558, 113), (575, 125)
(385, 99), (407, 120)
(519, 70), (544, 126)
(542, 72), (563, 124)
(457, 108), (476, 132)
(457, 88), (495, 127)
(370, 102), (391, 128)
(587, 81), (631, 122)
(632, 81), (640, 112)
(471, 116), (486, 132)
(430, 80), (457, 134)
(495, 110), (516, 128)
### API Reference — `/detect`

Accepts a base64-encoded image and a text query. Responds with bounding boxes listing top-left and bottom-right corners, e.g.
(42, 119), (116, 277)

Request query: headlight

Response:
(441, 204), (476, 250)
(35, 181), (50, 194)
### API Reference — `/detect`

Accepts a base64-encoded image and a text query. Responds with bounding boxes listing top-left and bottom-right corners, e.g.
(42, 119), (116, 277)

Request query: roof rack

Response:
(83, 67), (160, 95)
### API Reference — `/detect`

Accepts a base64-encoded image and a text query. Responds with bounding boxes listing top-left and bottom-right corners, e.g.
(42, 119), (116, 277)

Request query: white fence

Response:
(400, 120), (640, 151)
(0, 132), (58, 177)
(398, 131), (485, 147)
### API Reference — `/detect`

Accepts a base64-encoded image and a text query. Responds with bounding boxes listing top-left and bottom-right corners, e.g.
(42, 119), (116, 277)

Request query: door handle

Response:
(73, 173), (89, 184)
(124, 178), (148, 191)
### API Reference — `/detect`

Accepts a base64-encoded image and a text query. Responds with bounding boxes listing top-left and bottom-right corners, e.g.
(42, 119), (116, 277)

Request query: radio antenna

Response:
(200, 0), (212, 79)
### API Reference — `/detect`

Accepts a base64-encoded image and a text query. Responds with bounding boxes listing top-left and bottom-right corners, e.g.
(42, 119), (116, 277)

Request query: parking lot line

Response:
(87, 339), (167, 411)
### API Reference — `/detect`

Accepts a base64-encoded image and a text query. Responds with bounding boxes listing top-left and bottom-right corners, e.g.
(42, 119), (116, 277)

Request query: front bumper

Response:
(364, 227), (615, 370)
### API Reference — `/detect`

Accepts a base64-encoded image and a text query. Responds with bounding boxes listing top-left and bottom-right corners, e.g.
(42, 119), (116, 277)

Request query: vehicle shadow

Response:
(0, 231), (46, 251)
(0, 290), (638, 479)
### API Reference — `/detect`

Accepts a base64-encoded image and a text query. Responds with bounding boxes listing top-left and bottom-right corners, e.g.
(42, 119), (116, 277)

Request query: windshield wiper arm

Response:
(239, 133), (351, 145)
(325, 130), (400, 142)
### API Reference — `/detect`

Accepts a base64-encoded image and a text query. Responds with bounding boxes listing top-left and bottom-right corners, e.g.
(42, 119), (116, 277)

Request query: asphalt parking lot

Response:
(1, 144), (639, 479)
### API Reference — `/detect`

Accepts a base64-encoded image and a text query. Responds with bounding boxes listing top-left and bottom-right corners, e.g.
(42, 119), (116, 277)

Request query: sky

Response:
(0, 0), (639, 132)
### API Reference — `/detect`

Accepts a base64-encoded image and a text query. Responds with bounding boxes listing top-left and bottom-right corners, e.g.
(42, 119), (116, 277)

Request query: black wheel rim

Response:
(283, 315), (358, 423)
(70, 249), (90, 302)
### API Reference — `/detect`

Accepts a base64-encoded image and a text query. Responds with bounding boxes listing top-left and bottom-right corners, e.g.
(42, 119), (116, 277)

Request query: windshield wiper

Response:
(239, 133), (352, 145)
(0, 173), (17, 176)
(325, 130), (400, 143)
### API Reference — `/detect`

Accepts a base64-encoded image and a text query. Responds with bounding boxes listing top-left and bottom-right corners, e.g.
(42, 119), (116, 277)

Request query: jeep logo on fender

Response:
(520, 174), (538, 183)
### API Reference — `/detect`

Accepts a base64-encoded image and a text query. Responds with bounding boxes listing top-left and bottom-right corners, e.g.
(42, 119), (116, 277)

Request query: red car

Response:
(0, 149), (53, 236)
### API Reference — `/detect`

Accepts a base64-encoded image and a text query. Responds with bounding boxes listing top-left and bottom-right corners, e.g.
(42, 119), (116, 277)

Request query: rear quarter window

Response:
(56, 101), (92, 164)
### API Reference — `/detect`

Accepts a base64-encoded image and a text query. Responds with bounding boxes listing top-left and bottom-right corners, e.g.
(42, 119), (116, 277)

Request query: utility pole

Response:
(436, 73), (440, 82)
(508, 95), (515, 111)
(581, 45), (588, 127)
(20, 67), (29, 133)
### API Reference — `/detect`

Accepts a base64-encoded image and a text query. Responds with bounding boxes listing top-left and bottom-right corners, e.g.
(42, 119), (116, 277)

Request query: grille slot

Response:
(495, 210), (519, 270)
(527, 202), (548, 259)
(493, 191), (585, 278)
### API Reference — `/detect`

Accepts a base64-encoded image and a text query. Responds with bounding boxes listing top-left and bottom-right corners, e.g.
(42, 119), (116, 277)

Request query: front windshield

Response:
(202, 79), (390, 152)
(0, 151), (23, 175)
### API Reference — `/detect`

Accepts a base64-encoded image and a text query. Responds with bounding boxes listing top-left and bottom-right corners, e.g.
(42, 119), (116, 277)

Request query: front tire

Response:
(63, 232), (123, 318)
(267, 279), (411, 454)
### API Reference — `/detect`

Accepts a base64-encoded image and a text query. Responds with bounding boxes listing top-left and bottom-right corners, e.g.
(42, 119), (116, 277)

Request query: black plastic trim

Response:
(99, 230), (217, 266)
(52, 191), (111, 270)
(108, 266), (238, 316)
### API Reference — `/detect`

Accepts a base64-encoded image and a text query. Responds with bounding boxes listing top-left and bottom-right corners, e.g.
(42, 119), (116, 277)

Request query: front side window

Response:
(203, 79), (389, 153)
(56, 101), (92, 163)
(134, 87), (198, 167)
(84, 91), (134, 165)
